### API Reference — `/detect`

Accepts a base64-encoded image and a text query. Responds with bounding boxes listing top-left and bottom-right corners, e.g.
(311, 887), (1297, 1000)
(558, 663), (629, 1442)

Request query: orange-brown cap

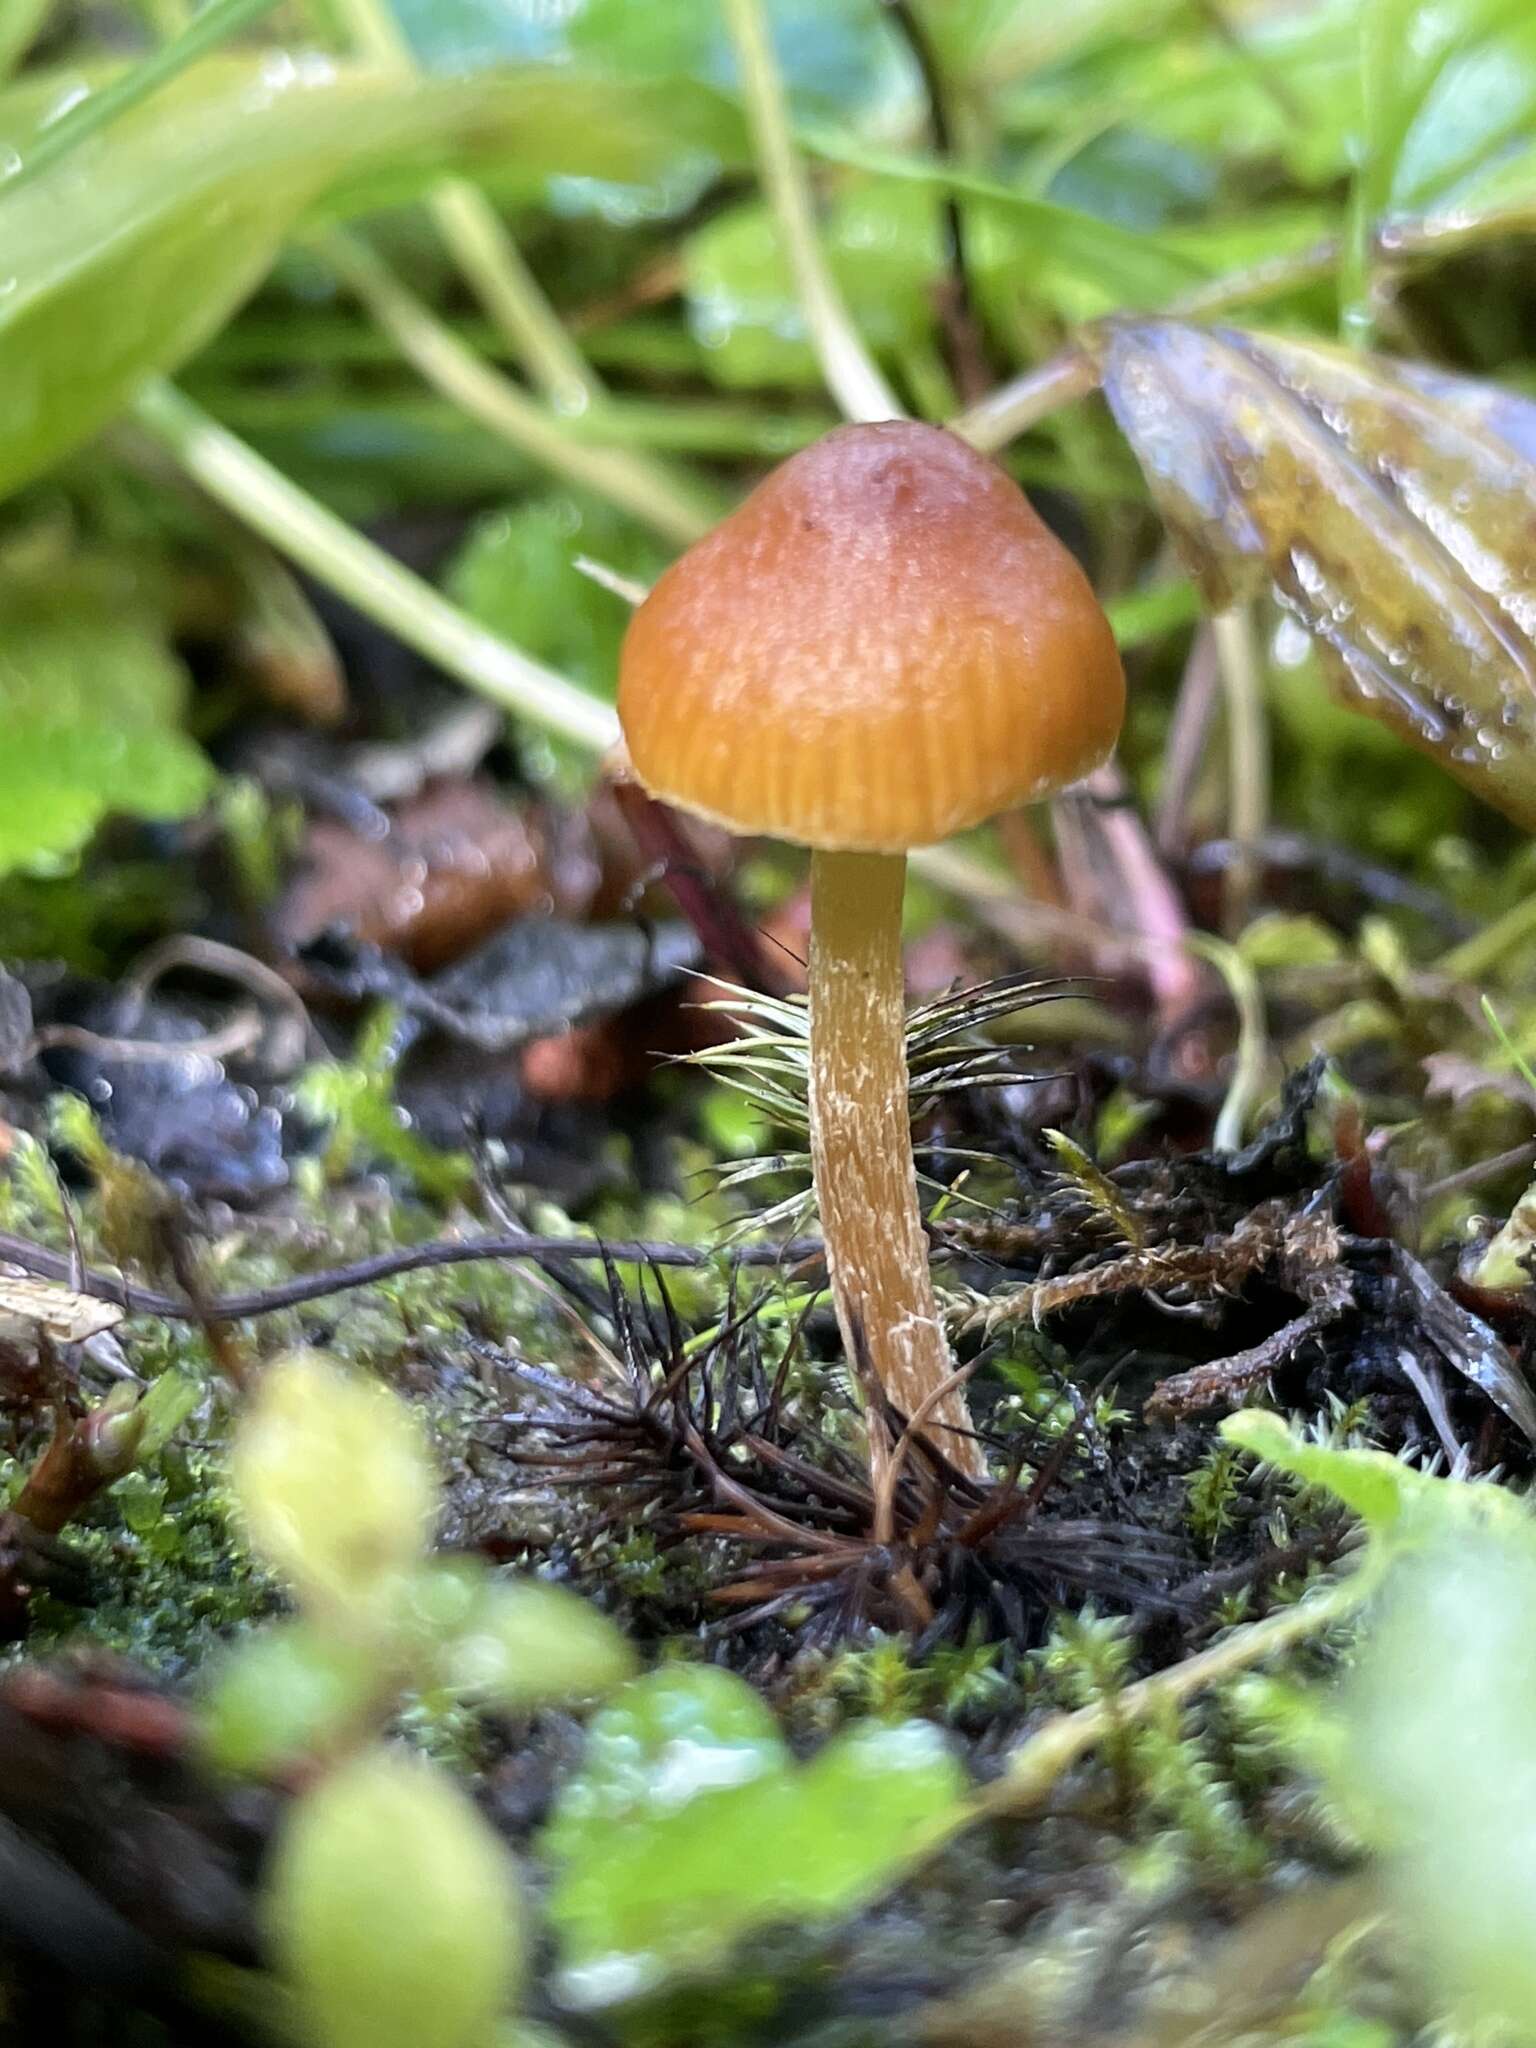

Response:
(617, 420), (1124, 853)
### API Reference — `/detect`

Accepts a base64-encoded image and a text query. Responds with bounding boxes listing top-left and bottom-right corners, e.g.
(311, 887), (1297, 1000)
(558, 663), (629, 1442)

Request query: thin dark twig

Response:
(0, 1228), (826, 1324)
(879, 0), (990, 402)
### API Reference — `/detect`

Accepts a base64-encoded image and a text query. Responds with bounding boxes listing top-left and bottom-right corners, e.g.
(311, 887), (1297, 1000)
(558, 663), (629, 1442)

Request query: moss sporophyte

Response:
(617, 421), (1124, 1483)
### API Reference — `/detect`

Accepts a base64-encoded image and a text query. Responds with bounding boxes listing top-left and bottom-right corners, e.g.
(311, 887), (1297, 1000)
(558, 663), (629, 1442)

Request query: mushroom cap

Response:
(617, 420), (1125, 852)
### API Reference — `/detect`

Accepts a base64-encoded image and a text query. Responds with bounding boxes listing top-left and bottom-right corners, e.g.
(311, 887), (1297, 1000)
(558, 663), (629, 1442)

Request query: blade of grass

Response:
(320, 0), (601, 417)
(315, 228), (717, 545)
(721, 0), (901, 424)
(0, 0), (283, 197)
(131, 378), (621, 755)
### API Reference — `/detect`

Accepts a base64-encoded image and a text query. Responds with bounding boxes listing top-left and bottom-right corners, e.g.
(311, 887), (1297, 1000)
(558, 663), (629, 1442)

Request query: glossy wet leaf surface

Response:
(0, 55), (742, 500)
(1098, 321), (1536, 827)
(542, 1664), (966, 2008)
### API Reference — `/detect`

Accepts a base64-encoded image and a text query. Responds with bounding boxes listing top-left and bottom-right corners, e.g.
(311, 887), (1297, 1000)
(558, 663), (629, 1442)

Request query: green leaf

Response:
(203, 1621), (383, 1777)
(1222, 1409), (1530, 1549)
(445, 493), (665, 699)
(393, 0), (901, 122)
(1357, 0), (1536, 224)
(1098, 321), (1536, 830)
(544, 1665), (965, 2006)
(0, 571), (212, 874)
(430, 1574), (637, 1709)
(1336, 1520), (1536, 2036)
(0, 55), (742, 501)
(230, 1352), (435, 1623)
(267, 1745), (524, 2048)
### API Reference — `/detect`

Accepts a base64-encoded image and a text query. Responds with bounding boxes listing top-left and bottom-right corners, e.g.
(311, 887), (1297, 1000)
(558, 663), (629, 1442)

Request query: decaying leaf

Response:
(0, 1272), (123, 1344)
(1097, 322), (1536, 826)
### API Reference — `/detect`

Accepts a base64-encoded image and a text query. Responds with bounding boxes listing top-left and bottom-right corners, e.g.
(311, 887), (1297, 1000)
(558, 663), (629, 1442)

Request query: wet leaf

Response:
(266, 1745), (524, 2048)
(1098, 322), (1536, 827)
(299, 917), (700, 1053)
(0, 56), (741, 500)
(543, 1664), (965, 2007)
(279, 781), (552, 974)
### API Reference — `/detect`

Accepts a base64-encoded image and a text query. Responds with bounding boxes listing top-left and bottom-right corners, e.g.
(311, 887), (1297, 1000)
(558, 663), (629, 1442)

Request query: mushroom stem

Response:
(808, 849), (987, 1482)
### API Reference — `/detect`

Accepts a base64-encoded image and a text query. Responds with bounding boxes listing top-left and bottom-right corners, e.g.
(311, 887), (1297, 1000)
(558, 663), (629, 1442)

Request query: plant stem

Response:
(722, 0), (902, 425)
(1437, 891), (1536, 984)
(1212, 605), (1269, 934)
(808, 850), (985, 1479)
(317, 230), (715, 546)
(132, 379), (620, 754)
(1187, 932), (1269, 1154)
(321, 0), (600, 416)
(1, 0), (282, 197)
(976, 1570), (1365, 1821)
(950, 347), (1099, 453)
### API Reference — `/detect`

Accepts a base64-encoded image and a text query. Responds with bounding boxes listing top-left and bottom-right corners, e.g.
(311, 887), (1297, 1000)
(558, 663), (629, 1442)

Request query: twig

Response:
(0, 1229), (827, 1324)
(945, 1207), (1282, 1341)
(1145, 1307), (1334, 1421)
(877, 0), (989, 404)
(1422, 1141), (1536, 1205)
(722, 0), (902, 424)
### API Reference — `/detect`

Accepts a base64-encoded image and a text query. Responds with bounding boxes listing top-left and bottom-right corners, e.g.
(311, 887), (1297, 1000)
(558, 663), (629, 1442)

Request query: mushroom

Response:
(618, 421), (1124, 1479)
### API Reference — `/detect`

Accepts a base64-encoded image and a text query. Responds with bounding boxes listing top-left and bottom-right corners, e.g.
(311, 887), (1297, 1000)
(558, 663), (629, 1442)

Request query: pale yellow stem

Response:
(808, 850), (986, 1481)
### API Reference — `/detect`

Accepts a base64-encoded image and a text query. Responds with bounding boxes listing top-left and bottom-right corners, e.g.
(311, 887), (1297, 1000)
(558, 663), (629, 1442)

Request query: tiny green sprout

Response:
(1186, 1441), (1243, 1549)
(293, 1004), (470, 1200)
(1044, 1127), (1145, 1248)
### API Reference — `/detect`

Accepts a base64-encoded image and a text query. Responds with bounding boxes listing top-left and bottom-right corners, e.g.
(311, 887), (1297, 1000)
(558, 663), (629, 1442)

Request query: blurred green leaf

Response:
(1098, 321), (1536, 829)
(802, 135), (1209, 312)
(1223, 1409), (1531, 1546)
(544, 1664), (965, 2006)
(267, 1745), (524, 2048)
(392, 0), (903, 120)
(0, 55), (742, 501)
(430, 1574), (636, 1709)
(0, 571), (212, 874)
(1332, 1518), (1536, 2036)
(204, 1621), (383, 1776)
(230, 1352), (435, 1624)
(445, 493), (663, 697)
(1359, 0), (1536, 224)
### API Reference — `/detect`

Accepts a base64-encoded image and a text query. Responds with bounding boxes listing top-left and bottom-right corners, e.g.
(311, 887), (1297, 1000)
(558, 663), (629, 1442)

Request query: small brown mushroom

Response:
(618, 421), (1124, 1478)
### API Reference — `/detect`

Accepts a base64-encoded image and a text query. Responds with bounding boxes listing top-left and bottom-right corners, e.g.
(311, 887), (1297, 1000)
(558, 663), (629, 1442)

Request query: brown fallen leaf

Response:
(1097, 322), (1536, 826)
(279, 779), (553, 973)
